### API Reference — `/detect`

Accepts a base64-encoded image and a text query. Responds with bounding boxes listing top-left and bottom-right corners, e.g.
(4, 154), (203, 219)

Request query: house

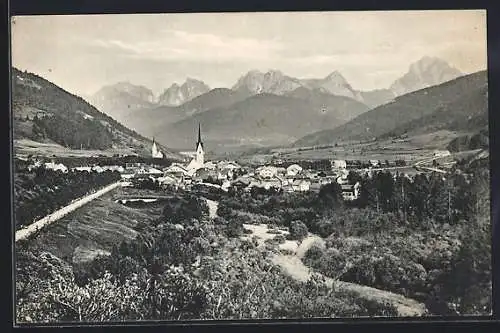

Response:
(260, 177), (283, 190)
(147, 167), (163, 176)
(217, 168), (234, 181)
(276, 167), (287, 176)
(102, 165), (125, 173)
(194, 167), (217, 181)
(257, 166), (278, 179)
(165, 163), (189, 177)
(433, 150), (451, 158)
(309, 181), (322, 192)
(292, 179), (311, 192)
(336, 175), (349, 185)
(369, 160), (380, 167)
(341, 182), (361, 201)
(221, 180), (231, 192)
(44, 162), (68, 173)
(120, 169), (136, 180)
(92, 165), (104, 173)
(73, 166), (92, 172)
(332, 160), (347, 170)
(286, 164), (303, 177)
(203, 161), (218, 170)
(157, 175), (178, 187)
(218, 161), (241, 171)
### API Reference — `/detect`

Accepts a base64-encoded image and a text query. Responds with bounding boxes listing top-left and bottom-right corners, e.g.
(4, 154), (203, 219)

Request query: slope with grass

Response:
(294, 70), (487, 147)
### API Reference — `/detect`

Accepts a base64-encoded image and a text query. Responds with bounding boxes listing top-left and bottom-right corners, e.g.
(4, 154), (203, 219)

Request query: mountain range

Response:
(157, 78), (211, 106)
(86, 56), (468, 151)
(90, 56), (463, 115)
(294, 70), (488, 147)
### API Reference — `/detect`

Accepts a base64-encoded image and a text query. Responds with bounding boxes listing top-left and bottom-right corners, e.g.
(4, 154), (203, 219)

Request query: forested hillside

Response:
(11, 68), (180, 158)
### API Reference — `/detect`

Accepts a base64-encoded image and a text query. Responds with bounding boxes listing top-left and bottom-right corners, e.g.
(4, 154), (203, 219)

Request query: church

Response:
(186, 123), (205, 174)
(151, 138), (164, 159)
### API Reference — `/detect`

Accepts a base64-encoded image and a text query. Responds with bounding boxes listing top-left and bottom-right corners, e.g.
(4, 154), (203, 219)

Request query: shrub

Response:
(273, 234), (286, 244)
(289, 220), (308, 241)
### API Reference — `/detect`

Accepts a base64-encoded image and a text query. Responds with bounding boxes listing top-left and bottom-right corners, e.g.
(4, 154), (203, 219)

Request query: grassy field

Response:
(22, 188), (164, 266)
(14, 139), (141, 158)
(237, 130), (471, 166)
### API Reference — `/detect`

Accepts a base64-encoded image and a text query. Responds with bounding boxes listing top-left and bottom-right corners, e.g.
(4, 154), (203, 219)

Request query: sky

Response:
(11, 10), (487, 97)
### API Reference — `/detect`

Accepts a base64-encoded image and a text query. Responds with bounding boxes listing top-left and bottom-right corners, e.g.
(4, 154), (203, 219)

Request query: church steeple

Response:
(195, 123), (204, 165)
(196, 123), (203, 149)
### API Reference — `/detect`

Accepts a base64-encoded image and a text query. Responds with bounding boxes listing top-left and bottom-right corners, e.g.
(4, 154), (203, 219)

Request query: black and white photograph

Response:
(11, 10), (491, 324)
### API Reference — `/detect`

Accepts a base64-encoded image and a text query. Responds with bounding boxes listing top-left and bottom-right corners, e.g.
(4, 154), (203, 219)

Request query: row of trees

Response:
(14, 167), (121, 229)
(352, 168), (487, 225)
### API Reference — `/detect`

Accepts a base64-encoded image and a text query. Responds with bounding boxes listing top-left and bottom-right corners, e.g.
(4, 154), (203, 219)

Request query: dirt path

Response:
(15, 181), (123, 242)
(209, 201), (426, 317)
(242, 223), (427, 317)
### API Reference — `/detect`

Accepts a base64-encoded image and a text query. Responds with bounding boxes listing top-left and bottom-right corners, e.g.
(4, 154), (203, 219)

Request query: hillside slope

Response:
(157, 92), (369, 151)
(115, 88), (253, 139)
(294, 70), (487, 147)
(11, 67), (181, 159)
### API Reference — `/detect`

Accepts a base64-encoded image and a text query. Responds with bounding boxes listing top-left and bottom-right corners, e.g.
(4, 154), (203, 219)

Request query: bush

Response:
(273, 234), (286, 244)
(289, 220), (308, 241)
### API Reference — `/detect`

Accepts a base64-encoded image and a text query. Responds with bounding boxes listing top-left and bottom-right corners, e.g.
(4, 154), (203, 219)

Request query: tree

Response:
(289, 220), (308, 241)
(347, 170), (362, 185)
(317, 182), (343, 209)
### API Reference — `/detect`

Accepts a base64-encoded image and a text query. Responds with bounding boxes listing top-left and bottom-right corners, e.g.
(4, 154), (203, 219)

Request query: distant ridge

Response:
(294, 70), (487, 147)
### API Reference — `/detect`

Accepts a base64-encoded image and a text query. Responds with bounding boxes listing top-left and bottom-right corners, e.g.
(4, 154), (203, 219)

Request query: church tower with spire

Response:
(151, 137), (164, 159)
(195, 123), (204, 165)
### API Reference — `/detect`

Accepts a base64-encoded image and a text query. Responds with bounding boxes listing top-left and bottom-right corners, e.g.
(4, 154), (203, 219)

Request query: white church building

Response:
(151, 138), (164, 159)
(186, 123), (205, 174)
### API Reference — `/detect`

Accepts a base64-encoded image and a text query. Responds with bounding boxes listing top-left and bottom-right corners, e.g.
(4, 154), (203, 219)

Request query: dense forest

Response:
(14, 164), (121, 230)
(31, 114), (115, 150)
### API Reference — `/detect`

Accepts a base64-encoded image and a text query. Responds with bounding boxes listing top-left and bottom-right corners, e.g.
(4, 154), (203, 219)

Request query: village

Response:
(23, 124), (456, 203)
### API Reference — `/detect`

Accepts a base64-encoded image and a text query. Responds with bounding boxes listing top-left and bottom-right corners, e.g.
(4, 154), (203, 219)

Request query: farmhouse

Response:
(341, 182), (361, 201)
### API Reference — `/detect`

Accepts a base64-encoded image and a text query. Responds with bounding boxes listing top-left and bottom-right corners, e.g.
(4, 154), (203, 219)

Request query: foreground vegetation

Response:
(13, 160), (121, 229)
(217, 157), (491, 316)
(15, 154), (491, 321)
(16, 193), (398, 322)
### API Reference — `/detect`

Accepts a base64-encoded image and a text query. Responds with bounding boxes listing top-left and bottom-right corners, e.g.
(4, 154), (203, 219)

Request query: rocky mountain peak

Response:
(390, 56), (463, 96)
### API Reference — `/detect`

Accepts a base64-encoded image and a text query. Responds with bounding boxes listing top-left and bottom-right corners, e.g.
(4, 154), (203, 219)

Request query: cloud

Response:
(88, 29), (283, 63)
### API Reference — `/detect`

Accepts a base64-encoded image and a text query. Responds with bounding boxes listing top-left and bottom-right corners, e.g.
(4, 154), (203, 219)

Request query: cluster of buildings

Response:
(131, 125), (362, 200)
(24, 124), (363, 201)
